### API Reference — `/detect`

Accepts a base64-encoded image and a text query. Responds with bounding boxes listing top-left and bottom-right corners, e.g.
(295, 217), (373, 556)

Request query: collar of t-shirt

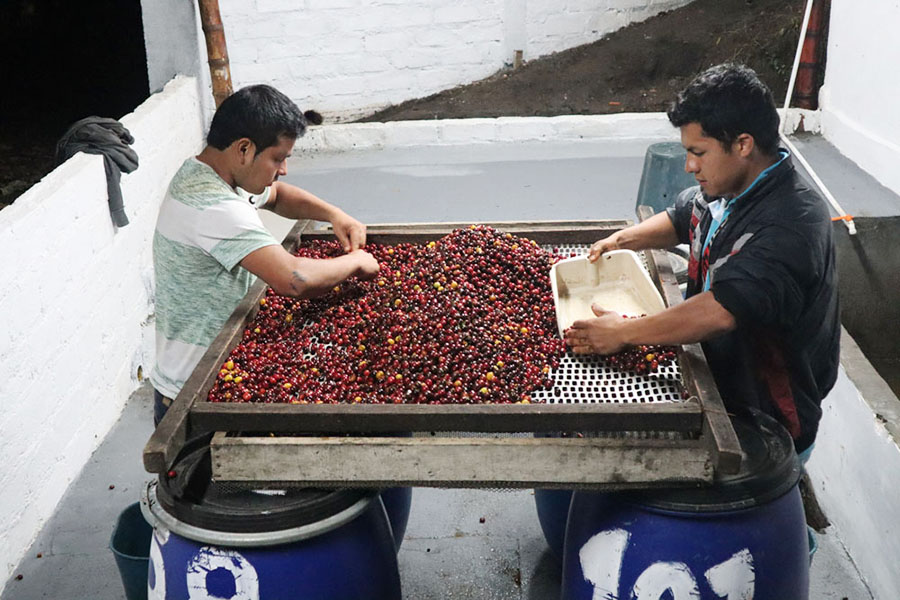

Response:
(701, 149), (790, 291)
(189, 157), (271, 208)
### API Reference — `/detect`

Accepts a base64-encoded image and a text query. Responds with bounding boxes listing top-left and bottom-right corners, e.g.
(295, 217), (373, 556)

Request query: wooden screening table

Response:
(143, 220), (741, 490)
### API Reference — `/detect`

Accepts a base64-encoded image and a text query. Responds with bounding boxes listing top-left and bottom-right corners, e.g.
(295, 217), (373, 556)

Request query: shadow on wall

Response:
(834, 217), (900, 397)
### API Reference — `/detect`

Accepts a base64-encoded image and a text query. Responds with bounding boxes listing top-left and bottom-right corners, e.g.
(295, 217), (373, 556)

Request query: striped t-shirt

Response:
(150, 157), (279, 399)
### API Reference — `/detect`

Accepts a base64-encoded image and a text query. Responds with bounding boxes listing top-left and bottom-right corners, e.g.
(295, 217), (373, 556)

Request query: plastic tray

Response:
(550, 249), (666, 337)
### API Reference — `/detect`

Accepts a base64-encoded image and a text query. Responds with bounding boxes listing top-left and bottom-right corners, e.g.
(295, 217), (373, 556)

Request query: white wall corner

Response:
(809, 330), (900, 600)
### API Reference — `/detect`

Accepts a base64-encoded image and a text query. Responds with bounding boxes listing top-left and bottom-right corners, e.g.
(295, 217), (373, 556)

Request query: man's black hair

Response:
(668, 64), (781, 156)
(206, 84), (323, 154)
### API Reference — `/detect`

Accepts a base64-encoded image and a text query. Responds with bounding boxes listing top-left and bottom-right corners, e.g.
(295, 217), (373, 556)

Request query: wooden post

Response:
(197, 0), (233, 107)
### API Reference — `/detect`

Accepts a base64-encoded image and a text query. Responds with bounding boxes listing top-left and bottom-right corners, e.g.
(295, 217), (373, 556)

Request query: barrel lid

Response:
(632, 409), (801, 512)
(156, 435), (374, 533)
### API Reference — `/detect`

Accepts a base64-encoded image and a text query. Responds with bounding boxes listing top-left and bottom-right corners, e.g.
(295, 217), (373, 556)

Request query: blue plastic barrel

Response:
(562, 411), (807, 600)
(380, 486), (412, 552)
(379, 431), (414, 552)
(533, 430), (573, 562)
(141, 440), (401, 600)
(534, 488), (572, 562)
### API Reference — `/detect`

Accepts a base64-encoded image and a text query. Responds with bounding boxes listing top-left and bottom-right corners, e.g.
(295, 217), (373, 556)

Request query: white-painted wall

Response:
(524, 0), (691, 58)
(819, 0), (900, 197)
(140, 0), (215, 124)
(208, 0), (693, 122)
(0, 76), (205, 587)
(808, 334), (900, 600)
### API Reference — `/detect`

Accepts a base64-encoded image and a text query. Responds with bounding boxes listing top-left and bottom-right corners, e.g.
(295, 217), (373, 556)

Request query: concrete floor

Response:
(3, 134), (886, 599)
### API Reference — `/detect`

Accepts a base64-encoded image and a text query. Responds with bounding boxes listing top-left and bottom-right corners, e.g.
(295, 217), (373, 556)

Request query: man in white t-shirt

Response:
(150, 84), (379, 424)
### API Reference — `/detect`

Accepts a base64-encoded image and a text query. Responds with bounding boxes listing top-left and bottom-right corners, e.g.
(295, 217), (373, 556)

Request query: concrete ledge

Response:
(298, 113), (679, 154)
(296, 109), (821, 154)
(838, 328), (900, 451)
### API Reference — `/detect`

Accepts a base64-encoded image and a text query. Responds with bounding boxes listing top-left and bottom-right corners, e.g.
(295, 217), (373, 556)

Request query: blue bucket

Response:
(141, 440), (402, 600)
(110, 502), (152, 600)
(561, 411), (808, 600)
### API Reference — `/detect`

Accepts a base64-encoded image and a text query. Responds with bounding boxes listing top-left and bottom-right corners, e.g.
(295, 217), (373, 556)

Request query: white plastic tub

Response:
(550, 250), (666, 338)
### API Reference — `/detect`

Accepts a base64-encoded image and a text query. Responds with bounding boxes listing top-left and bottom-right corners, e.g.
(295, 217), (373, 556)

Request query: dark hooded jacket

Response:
(667, 151), (840, 452)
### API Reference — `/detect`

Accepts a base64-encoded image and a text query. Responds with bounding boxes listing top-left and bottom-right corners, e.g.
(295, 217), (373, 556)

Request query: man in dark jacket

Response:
(565, 64), (840, 454)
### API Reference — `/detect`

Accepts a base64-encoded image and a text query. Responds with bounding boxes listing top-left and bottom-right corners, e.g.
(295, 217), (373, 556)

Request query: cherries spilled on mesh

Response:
(565, 315), (678, 376)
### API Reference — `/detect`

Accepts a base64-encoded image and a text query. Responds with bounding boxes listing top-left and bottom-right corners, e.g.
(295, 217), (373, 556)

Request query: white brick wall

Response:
(206, 0), (695, 122)
(0, 76), (205, 589)
(526, 0), (694, 57)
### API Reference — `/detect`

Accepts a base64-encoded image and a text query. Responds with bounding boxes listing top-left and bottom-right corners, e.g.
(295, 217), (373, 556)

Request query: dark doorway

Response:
(0, 0), (150, 208)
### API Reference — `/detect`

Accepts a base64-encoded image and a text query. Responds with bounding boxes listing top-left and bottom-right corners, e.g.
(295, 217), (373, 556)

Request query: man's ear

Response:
(735, 133), (755, 158)
(234, 138), (255, 164)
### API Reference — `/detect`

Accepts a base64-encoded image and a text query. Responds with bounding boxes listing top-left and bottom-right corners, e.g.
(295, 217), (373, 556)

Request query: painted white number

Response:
(148, 530), (167, 600)
(633, 562), (700, 600)
(705, 549), (755, 600)
(579, 530), (756, 600)
(579, 528), (630, 600)
(186, 546), (260, 600)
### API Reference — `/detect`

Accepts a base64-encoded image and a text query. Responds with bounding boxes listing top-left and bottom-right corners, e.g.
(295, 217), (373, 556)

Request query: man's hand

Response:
(588, 213), (681, 262)
(588, 233), (621, 263)
(351, 249), (380, 280)
(331, 212), (367, 253)
(564, 304), (628, 355)
(267, 183), (367, 251)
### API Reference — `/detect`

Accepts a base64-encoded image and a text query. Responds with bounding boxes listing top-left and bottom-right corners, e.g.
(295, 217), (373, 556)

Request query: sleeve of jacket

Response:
(665, 185), (700, 245)
(710, 224), (816, 329)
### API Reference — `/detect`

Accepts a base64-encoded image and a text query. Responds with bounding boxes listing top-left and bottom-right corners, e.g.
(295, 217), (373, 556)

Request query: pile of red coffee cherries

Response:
(207, 226), (682, 405)
(208, 226), (567, 405)
(606, 344), (677, 375)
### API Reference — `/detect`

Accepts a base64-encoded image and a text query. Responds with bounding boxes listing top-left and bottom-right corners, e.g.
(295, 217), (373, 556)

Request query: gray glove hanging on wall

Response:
(55, 117), (139, 227)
